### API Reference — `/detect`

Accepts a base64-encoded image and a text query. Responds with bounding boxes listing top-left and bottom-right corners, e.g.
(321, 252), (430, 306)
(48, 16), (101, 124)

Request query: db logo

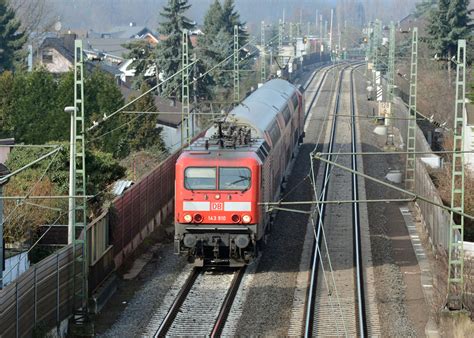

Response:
(211, 202), (223, 210)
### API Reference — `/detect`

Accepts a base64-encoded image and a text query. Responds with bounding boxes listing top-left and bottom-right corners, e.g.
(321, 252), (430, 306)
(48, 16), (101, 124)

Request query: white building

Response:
(464, 105), (474, 171)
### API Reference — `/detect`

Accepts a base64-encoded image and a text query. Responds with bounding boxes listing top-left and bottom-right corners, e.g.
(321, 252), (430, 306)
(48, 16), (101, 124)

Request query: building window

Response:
(42, 51), (53, 64)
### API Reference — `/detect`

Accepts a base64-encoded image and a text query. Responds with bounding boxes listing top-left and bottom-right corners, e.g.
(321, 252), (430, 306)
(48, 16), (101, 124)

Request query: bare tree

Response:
(9, 0), (52, 31)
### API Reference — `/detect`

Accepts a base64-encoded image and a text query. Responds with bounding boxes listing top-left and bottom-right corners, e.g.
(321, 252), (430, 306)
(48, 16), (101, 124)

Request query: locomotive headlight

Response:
(193, 213), (203, 223)
(242, 215), (251, 224)
(183, 214), (192, 223)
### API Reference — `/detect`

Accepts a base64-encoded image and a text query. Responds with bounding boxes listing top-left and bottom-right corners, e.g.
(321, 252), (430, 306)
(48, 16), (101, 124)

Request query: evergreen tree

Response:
(0, 67), (126, 152)
(156, 0), (195, 101)
(446, 0), (472, 56)
(221, 0), (249, 59)
(426, 0), (450, 56)
(0, 0), (26, 71)
(414, 0), (436, 18)
(0, 70), (14, 137)
(201, 0), (223, 41)
(10, 69), (58, 144)
(195, 0), (222, 94)
(117, 82), (166, 157)
(86, 68), (126, 154)
(122, 39), (157, 89)
(426, 0), (472, 59)
(198, 0), (249, 94)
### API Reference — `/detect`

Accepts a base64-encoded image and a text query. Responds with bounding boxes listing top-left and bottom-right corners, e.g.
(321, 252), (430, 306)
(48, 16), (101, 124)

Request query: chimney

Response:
(62, 32), (77, 52)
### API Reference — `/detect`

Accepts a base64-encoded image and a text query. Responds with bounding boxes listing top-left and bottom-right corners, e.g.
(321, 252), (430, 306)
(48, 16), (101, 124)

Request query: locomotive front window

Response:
(184, 167), (216, 190)
(219, 167), (251, 190)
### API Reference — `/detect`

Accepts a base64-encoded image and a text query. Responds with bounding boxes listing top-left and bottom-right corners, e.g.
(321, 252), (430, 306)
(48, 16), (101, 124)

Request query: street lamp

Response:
(64, 106), (76, 245)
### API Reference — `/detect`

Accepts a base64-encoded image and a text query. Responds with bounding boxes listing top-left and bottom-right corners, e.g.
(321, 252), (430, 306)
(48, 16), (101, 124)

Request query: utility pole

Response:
(405, 27), (418, 192)
(386, 21), (395, 125)
(337, 21), (341, 57)
(278, 19), (283, 66)
(329, 8), (334, 53)
(324, 20), (328, 46)
(315, 10), (319, 37)
(289, 22), (293, 44)
(192, 52), (197, 137)
(373, 20), (382, 101)
(447, 39), (466, 311)
(70, 39), (87, 324)
(373, 19), (380, 67)
(366, 22), (373, 64)
(233, 25), (240, 105)
(181, 29), (190, 146)
(319, 15), (323, 47)
(260, 21), (266, 84)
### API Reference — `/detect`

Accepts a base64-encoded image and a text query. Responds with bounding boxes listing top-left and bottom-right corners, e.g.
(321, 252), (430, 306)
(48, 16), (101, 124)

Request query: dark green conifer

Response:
(426, 0), (471, 59)
(0, 0), (26, 71)
(155, 0), (195, 101)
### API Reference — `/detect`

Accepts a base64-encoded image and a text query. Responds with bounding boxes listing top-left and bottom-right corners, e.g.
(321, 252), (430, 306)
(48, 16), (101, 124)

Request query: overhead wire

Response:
(307, 64), (353, 335)
(88, 32), (281, 143)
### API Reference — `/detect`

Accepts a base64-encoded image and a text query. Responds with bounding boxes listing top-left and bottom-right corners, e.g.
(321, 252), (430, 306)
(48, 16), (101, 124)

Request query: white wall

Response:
(41, 49), (72, 73)
(160, 124), (182, 153)
(3, 252), (30, 286)
(464, 108), (474, 171)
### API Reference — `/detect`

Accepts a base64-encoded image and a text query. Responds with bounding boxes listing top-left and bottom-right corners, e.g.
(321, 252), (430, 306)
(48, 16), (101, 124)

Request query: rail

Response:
(349, 67), (368, 336)
(153, 268), (201, 337)
(304, 63), (347, 337)
(210, 267), (246, 338)
(152, 267), (245, 337)
(304, 63), (367, 336)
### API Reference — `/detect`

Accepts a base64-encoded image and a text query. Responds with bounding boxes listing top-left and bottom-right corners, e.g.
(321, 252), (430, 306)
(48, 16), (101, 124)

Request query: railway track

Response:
(150, 267), (245, 337)
(142, 65), (337, 337)
(304, 64), (367, 337)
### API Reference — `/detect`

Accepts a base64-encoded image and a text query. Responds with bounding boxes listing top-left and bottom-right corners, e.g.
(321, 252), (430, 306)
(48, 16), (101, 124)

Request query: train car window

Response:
(262, 141), (271, 154)
(184, 167), (216, 190)
(292, 94), (299, 111)
(282, 105), (291, 124)
(219, 167), (251, 190)
(267, 120), (281, 146)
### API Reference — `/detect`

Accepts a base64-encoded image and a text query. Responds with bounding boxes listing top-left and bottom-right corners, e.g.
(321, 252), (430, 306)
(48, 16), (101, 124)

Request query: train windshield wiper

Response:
(227, 176), (250, 190)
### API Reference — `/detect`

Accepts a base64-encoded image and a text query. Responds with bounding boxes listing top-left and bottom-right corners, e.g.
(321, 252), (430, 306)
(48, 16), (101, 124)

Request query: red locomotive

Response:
(174, 79), (304, 266)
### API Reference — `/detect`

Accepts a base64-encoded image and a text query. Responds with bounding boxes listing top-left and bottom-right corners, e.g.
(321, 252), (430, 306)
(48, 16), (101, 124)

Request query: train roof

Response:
(183, 137), (270, 163)
(205, 79), (298, 141)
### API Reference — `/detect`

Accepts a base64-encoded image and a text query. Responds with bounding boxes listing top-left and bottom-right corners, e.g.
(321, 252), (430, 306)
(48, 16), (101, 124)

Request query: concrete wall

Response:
(392, 97), (451, 251)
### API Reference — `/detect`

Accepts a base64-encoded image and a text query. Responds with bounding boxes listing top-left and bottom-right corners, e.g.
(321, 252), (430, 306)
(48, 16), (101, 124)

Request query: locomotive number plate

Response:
(211, 202), (224, 210)
(208, 215), (227, 221)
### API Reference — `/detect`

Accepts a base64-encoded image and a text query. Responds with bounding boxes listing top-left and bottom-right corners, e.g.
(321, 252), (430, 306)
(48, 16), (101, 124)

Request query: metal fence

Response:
(0, 146), (183, 336)
(111, 151), (179, 259)
(0, 244), (83, 337)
